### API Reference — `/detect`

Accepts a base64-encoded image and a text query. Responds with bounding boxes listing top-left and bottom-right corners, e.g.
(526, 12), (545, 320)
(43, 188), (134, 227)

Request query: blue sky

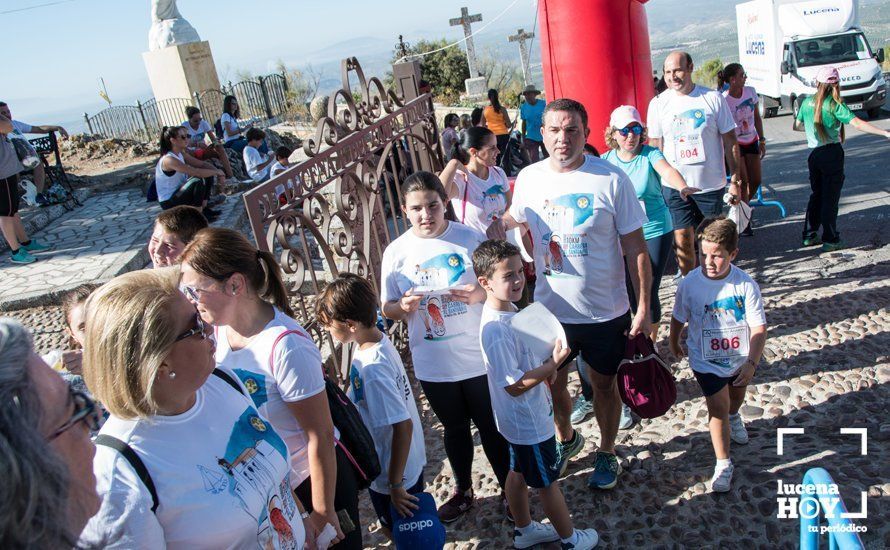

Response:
(2, 0), (536, 124)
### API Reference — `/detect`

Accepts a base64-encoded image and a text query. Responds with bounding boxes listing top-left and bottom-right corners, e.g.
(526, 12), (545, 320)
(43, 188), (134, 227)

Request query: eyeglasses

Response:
(618, 126), (644, 137)
(49, 390), (101, 441)
(174, 311), (208, 342)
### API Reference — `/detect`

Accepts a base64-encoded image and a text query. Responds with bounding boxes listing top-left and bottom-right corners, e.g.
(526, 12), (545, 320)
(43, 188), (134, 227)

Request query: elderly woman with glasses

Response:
(156, 125), (225, 222)
(0, 318), (101, 548)
(78, 268), (307, 549)
(602, 105), (699, 344)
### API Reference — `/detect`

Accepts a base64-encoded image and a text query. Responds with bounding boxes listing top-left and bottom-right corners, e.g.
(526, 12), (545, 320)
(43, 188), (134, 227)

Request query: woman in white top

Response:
(155, 126), (225, 221)
(79, 268), (307, 549)
(179, 228), (362, 550)
(182, 105), (233, 181)
(380, 171), (510, 523)
(220, 95), (268, 156)
(438, 126), (511, 239)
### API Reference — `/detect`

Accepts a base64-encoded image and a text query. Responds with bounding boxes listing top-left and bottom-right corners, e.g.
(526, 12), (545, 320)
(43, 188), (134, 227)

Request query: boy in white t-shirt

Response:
(243, 127), (275, 183)
(316, 273), (427, 540)
(473, 239), (599, 550)
(269, 145), (293, 178)
(669, 217), (767, 493)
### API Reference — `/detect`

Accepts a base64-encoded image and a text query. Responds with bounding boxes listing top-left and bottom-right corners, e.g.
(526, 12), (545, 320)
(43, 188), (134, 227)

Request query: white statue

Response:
(148, 0), (201, 51)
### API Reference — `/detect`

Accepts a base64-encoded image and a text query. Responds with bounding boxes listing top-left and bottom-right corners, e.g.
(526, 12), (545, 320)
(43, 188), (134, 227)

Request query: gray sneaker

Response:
(710, 461), (734, 493)
(571, 394), (594, 424)
(729, 413), (749, 444)
(618, 403), (634, 430)
(557, 430), (586, 470)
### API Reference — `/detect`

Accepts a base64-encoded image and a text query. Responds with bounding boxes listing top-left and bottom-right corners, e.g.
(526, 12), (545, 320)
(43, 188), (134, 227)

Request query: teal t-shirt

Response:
(796, 96), (855, 149)
(602, 145), (673, 240)
(520, 99), (546, 142)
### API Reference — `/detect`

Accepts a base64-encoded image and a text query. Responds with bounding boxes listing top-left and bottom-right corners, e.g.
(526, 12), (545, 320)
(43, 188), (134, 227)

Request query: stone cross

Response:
(450, 7), (483, 77)
(509, 28), (535, 85)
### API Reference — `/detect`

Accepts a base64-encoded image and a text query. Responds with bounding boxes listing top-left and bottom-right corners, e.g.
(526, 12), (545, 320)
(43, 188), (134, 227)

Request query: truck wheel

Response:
(767, 107), (779, 118)
(758, 95), (775, 118)
(792, 97), (801, 120)
(867, 107), (882, 120)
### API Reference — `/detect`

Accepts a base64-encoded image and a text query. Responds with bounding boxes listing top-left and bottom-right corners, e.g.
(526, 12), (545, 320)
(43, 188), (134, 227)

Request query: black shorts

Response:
(739, 141), (760, 156)
(368, 474), (424, 531)
(509, 436), (561, 489)
(0, 174), (20, 217)
(561, 311), (631, 377)
(664, 187), (725, 230)
(693, 370), (742, 397)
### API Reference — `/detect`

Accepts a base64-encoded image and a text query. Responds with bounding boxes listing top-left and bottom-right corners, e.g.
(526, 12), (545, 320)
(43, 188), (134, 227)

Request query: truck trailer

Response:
(736, 0), (886, 119)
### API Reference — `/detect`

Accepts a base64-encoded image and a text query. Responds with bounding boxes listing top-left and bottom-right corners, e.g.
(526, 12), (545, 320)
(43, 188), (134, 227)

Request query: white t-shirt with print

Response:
(672, 265), (766, 377)
(182, 119), (213, 149)
(79, 368), (306, 550)
(450, 166), (510, 233)
(509, 156), (647, 324)
(215, 309), (333, 487)
(647, 85), (737, 192)
(380, 222), (487, 382)
(480, 305), (555, 445)
(347, 335), (426, 494)
(723, 86), (760, 145)
(244, 146), (271, 182)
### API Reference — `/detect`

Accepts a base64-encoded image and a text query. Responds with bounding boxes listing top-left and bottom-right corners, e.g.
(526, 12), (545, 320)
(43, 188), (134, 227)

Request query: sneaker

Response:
(21, 239), (50, 252)
(557, 430), (586, 466)
(618, 403), (634, 430)
(710, 461), (734, 493)
(10, 248), (37, 264)
(562, 528), (600, 549)
(513, 521), (559, 549)
(729, 413), (749, 444)
(821, 240), (846, 252)
(587, 451), (622, 490)
(802, 235), (822, 247)
(438, 488), (474, 523)
(570, 395), (594, 424)
(501, 492), (514, 523)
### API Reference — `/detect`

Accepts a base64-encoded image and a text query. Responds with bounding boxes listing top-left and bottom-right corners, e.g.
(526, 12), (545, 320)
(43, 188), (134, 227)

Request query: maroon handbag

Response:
(616, 334), (677, 419)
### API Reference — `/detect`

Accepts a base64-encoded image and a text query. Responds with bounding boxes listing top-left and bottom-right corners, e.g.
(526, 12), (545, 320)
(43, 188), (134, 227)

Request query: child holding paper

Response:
(473, 238), (600, 550)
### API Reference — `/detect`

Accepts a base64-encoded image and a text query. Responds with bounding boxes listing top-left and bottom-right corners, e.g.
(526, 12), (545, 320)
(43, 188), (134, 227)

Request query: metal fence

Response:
(83, 72), (290, 142)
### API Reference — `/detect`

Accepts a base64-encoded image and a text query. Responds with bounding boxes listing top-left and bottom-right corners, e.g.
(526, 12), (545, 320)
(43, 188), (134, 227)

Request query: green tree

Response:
(693, 58), (724, 88)
(391, 39), (470, 104)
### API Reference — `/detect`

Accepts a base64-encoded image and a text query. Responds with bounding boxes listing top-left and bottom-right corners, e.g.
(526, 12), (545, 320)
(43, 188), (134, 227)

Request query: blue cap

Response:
(391, 492), (446, 549)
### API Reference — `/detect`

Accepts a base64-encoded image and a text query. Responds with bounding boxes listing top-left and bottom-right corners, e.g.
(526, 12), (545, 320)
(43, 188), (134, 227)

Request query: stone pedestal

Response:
(142, 41), (220, 126)
(462, 76), (488, 100)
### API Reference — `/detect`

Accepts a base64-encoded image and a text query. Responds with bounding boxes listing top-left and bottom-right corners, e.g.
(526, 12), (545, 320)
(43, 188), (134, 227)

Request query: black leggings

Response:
(420, 374), (510, 491)
(159, 177), (212, 210)
(625, 230), (674, 324)
(294, 444), (363, 549)
(803, 143), (845, 244)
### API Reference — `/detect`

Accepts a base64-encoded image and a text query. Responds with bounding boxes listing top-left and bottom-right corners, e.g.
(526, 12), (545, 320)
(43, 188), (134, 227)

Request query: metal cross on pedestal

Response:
(509, 28), (535, 86)
(449, 7), (482, 77)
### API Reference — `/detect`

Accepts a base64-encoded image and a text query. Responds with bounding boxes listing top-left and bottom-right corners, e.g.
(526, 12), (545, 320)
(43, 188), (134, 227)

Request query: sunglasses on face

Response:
(174, 311), (208, 342)
(49, 390), (101, 441)
(618, 126), (644, 137)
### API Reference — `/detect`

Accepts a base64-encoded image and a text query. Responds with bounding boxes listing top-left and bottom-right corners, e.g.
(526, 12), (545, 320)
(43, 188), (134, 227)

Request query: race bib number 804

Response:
(701, 325), (749, 360)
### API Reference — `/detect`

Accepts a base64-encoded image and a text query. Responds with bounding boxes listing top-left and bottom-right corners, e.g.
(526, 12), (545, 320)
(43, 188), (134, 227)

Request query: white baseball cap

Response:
(610, 105), (643, 129)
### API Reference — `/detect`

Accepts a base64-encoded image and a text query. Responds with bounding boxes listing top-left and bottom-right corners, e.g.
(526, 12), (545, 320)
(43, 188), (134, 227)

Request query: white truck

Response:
(736, 0), (886, 119)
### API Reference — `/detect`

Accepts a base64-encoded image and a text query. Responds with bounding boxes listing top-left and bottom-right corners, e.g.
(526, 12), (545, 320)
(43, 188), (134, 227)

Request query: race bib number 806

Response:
(701, 325), (749, 360)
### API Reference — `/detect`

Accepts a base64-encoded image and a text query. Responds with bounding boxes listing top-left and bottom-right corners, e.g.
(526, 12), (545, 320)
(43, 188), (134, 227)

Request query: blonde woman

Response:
(79, 269), (307, 549)
(796, 66), (890, 252)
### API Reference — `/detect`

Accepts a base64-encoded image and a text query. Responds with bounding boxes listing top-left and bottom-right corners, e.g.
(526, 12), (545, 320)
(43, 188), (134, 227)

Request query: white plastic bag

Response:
(726, 200), (752, 234)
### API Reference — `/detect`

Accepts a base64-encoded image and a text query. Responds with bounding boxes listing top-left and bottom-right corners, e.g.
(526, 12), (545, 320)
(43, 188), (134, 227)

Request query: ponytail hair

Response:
(717, 63), (743, 90)
(180, 227), (294, 317)
(159, 126), (182, 156)
(487, 88), (503, 114)
(451, 126), (494, 165)
(813, 81), (845, 144)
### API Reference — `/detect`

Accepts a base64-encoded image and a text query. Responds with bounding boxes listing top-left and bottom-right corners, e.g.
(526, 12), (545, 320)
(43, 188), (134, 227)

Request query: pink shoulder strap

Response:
(269, 328), (311, 376)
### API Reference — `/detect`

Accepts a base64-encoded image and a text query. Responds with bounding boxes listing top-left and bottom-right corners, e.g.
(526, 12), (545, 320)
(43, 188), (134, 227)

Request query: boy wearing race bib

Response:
(669, 217), (766, 493)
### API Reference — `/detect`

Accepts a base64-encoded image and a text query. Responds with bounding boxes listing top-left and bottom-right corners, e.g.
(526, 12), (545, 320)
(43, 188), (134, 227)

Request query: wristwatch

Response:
(300, 510), (311, 519)
(388, 480), (405, 490)
(744, 359), (758, 369)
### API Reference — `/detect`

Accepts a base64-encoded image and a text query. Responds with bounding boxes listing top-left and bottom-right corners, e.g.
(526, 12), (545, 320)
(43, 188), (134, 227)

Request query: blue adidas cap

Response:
(391, 492), (446, 549)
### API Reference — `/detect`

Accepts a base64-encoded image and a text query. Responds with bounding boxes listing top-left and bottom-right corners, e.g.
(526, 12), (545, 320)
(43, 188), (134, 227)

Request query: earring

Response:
(169, 371), (177, 379)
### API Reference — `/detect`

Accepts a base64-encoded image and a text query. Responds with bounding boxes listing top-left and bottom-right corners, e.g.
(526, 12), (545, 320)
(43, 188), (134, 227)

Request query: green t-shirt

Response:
(796, 96), (855, 149)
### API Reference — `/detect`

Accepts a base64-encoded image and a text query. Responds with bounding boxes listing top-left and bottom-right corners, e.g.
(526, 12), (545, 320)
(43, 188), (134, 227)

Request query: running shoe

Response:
(587, 451), (622, 490)
(561, 528), (600, 549)
(21, 239), (50, 252)
(729, 413), (749, 445)
(571, 395), (593, 424)
(10, 248), (37, 264)
(513, 521), (559, 549)
(710, 461), (734, 493)
(437, 488), (474, 524)
(618, 403), (634, 430)
(802, 235), (822, 247)
(557, 430), (586, 465)
(821, 240), (846, 252)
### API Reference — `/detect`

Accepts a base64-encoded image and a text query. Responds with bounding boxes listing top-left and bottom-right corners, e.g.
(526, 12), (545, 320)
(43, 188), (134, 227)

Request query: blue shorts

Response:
(368, 473), (424, 531)
(664, 187), (725, 230)
(509, 436), (561, 489)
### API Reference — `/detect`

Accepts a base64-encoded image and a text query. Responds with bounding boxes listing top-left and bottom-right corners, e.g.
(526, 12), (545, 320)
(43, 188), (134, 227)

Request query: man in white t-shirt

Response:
(503, 98), (652, 491)
(647, 51), (742, 276)
(0, 101), (68, 193)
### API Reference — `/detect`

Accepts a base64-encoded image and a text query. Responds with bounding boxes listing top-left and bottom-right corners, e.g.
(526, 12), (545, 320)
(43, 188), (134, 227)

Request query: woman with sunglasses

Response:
(602, 105), (699, 343)
(0, 318), (101, 548)
(78, 269), (307, 549)
(178, 228), (361, 549)
(156, 126), (225, 221)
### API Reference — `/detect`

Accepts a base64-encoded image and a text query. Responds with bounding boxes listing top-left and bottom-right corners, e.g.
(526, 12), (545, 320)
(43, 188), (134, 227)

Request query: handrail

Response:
(799, 467), (864, 550)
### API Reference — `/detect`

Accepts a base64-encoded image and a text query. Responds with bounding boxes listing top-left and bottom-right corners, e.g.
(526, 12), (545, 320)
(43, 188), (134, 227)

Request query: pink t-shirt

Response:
(723, 86), (759, 145)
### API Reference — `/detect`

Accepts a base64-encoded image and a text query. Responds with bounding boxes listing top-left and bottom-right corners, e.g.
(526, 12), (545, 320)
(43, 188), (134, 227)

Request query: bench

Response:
(24, 132), (81, 209)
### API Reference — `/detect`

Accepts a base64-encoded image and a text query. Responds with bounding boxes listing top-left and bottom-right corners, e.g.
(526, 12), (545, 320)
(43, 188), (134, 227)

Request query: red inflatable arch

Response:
(538, 0), (655, 152)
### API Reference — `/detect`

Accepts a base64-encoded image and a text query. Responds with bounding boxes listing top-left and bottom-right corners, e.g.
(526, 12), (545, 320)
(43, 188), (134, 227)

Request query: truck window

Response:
(793, 33), (870, 68)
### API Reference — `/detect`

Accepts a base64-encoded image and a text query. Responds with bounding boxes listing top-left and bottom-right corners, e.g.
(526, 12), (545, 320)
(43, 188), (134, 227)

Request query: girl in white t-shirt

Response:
(438, 126), (511, 238)
(719, 63), (765, 223)
(380, 171), (510, 523)
(179, 228), (363, 550)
